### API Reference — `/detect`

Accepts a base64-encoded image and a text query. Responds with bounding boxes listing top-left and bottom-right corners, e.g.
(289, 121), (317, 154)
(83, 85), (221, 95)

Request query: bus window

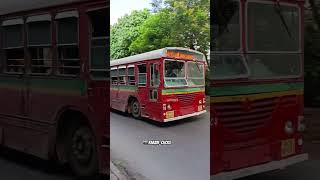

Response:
(118, 67), (126, 85)
(2, 21), (24, 74)
(138, 64), (147, 86)
(215, 0), (240, 51)
(150, 63), (160, 87)
(164, 60), (187, 87)
(128, 66), (136, 85)
(27, 16), (52, 75)
(111, 68), (118, 85)
(56, 16), (80, 76)
(187, 62), (205, 86)
(88, 8), (108, 78)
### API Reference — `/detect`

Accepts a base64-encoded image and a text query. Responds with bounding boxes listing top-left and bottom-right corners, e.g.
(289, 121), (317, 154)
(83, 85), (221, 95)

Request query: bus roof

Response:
(0, 0), (86, 16)
(111, 47), (206, 67)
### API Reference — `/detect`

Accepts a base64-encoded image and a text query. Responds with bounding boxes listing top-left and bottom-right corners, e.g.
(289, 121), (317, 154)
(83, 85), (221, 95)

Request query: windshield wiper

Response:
(274, 1), (292, 38)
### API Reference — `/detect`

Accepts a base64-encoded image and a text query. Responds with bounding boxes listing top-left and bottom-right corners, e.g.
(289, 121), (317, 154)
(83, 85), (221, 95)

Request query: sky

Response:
(111, 0), (152, 25)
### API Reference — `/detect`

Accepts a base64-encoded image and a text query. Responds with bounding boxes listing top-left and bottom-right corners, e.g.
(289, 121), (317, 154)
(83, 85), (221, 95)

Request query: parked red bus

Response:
(0, 0), (109, 177)
(111, 47), (206, 122)
(211, 0), (307, 179)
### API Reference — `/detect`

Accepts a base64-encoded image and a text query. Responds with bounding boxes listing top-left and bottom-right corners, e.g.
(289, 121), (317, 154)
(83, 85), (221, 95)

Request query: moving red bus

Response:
(211, 0), (307, 179)
(111, 47), (206, 122)
(0, 0), (109, 177)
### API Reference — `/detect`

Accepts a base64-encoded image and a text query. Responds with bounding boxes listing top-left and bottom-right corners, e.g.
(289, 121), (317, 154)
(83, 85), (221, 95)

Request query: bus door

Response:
(147, 63), (160, 118)
(137, 64), (147, 113)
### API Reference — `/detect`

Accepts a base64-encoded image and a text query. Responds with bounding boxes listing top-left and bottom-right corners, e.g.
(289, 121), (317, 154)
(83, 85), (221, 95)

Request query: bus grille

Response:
(214, 97), (276, 135)
(177, 94), (196, 107)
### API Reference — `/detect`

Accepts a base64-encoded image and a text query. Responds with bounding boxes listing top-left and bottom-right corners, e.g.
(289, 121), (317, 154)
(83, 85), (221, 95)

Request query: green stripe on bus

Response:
(0, 77), (86, 96)
(111, 85), (137, 92)
(162, 87), (205, 95)
(207, 82), (303, 97)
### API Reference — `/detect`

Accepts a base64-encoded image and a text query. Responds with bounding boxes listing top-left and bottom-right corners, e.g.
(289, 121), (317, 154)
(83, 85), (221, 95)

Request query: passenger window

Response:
(27, 16), (52, 75)
(56, 15), (80, 76)
(128, 66), (136, 85)
(118, 68), (126, 85)
(2, 21), (24, 74)
(88, 8), (108, 78)
(138, 64), (147, 86)
(150, 63), (160, 87)
(111, 69), (118, 85)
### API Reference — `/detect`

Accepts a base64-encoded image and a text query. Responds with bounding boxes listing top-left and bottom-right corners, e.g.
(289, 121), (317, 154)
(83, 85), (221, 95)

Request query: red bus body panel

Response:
(0, 0), (109, 175)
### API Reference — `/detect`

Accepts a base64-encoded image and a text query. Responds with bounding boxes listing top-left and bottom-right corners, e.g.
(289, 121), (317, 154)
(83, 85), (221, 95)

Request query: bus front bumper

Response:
(164, 110), (207, 122)
(211, 153), (308, 180)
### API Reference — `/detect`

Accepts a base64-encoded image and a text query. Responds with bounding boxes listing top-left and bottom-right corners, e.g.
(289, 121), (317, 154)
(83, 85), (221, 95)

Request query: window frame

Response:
(163, 59), (188, 88)
(26, 15), (53, 75)
(1, 20), (25, 75)
(150, 62), (160, 88)
(127, 65), (136, 86)
(111, 67), (118, 85)
(245, 0), (303, 79)
(55, 11), (80, 77)
(137, 63), (147, 87)
(118, 66), (127, 85)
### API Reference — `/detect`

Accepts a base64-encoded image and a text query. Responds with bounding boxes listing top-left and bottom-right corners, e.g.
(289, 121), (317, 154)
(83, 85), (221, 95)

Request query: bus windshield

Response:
(187, 62), (205, 86)
(164, 60), (187, 87)
(212, 1), (301, 80)
(246, 2), (301, 79)
(247, 2), (299, 51)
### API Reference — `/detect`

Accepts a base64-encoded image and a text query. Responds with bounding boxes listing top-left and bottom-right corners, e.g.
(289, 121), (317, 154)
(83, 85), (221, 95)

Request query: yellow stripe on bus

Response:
(210, 89), (304, 103)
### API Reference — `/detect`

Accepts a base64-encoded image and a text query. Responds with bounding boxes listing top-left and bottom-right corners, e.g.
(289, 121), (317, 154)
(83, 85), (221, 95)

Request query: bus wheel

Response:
(131, 99), (141, 119)
(66, 125), (98, 178)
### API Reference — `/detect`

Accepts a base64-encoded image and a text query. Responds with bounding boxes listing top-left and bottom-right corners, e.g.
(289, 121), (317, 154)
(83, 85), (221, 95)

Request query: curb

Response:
(110, 161), (129, 180)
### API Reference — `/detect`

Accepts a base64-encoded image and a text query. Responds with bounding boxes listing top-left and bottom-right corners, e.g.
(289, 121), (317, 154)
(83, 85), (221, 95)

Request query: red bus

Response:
(211, 0), (307, 179)
(111, 47), (206, 122)
(0, 0), (109, 177)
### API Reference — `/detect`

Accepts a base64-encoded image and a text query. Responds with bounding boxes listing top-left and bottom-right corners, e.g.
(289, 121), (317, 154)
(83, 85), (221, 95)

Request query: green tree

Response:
(130, 0), (210, 57)
(129, 10), (178, 54)
(110, 9), (151, 60)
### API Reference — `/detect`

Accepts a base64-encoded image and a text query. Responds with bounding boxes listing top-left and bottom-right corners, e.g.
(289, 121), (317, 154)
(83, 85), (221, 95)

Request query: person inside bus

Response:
(166, 68), (177, 77)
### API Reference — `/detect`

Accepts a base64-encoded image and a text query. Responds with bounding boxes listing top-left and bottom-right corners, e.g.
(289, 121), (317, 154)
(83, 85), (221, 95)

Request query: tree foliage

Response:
(110, 0), (210, 60)
(110, 9), (151, 60)
(131, 0), (210, 55)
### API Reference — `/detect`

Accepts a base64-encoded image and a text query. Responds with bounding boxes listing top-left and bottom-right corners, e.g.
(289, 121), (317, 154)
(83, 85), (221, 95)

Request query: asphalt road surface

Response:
(111, 111), (210, 180)
(0, 148), (73, 180)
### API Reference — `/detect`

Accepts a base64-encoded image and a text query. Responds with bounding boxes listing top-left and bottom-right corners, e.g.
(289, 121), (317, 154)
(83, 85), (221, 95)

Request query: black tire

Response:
(66, 125), (99, 178)
(131, 99), (141, 119)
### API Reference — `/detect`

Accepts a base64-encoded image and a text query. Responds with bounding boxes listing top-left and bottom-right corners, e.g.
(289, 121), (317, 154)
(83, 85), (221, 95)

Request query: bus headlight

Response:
(298, 116), (305, 132)
(199, 100), (202, 104)
(203, 98), (205, 103)
(284, 121), (294, 135)
(167, 104), (172, 110)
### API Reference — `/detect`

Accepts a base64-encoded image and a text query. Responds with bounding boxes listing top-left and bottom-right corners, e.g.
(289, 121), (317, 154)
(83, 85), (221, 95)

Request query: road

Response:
(110, 111), (210, 180)
(0, 148), (73, 180)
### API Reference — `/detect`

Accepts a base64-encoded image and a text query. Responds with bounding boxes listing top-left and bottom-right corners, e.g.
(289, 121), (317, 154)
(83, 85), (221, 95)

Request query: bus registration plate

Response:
(166, 111), (174, 119)
(281, 139), (295, 157)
